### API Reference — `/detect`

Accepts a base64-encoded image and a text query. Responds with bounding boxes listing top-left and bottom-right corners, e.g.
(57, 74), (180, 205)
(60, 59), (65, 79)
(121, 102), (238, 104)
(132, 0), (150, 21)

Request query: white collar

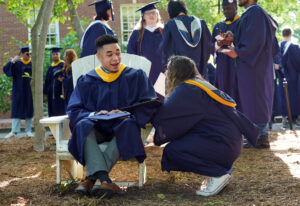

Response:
(144, 25), (159, 32)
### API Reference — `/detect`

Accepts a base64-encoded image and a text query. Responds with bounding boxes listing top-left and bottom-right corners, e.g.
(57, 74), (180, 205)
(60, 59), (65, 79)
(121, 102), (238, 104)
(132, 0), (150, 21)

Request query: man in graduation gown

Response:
(212, 0), (240, 101)
(3, 46), (33, 138)
(279, 27), (300, 124)
(67, 35), (158, 197)
(159, 0), (213, 78)
(222, 0), (279, 148)
(43, 47), (65, 117)
(80, 0), (115, 58)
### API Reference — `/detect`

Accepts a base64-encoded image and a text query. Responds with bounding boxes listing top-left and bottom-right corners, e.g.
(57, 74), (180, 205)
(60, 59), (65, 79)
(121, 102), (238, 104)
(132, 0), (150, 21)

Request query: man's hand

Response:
(57, 76), (63, 82)
(108, 109), (123, 114)
(12, 55), (20, 63)
(222, 46), (238, 58)
(274, 64), (280, 70)
(216, 31), (234, 47)
(97, 110), (108, 115)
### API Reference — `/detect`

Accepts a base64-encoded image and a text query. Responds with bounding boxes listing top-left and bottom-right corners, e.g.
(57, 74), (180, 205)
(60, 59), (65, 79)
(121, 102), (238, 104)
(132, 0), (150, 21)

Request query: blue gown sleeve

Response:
(127, 30), (139, 55)
(289, 44), (300, 73)
(199, 20), (214, 77)
(152, 84), (205, 145)
(67, 76), (94, 128)
(159, 23), (172, 70)
(130, 70), (157, 127)
(235, 9), (267, 66)
(81, 24), (106, 57)
(3, 61), (14, 77)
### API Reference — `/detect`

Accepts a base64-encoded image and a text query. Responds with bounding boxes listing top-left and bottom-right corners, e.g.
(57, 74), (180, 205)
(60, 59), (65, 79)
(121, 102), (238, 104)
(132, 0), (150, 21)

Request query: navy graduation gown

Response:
(212, 17), (240, 101)
(207, 63), (216, 86)
(80, 21), (115, 58)
(152, 80), (259, 177)
(280, 41), (300, 117)
(67, 66), (157, 165)
(62, 70), (74, 109)
(3, 60), (33, 119)
(127, 28), (164, 85)
(43, 62), (66, 117)
(159, 16), (213, 78)
(234, 4), (279, 124)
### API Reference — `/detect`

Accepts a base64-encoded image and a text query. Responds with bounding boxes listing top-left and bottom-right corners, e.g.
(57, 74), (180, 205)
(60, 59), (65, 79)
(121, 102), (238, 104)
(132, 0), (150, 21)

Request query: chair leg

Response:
(56, 158), (61, 184)
(138, 162), (147, 188)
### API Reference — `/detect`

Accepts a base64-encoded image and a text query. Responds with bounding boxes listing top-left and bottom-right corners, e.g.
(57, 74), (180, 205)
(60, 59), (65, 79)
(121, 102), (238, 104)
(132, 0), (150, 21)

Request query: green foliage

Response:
(0, 74), (12, 112)
(5, 0), (85, 26)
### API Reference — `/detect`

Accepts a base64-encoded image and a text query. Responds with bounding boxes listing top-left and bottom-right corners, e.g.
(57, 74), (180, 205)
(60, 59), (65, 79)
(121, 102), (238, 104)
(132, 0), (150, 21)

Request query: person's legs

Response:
(77, 128), (121, 197)
(12, 118), (21, 133)
(4, 119), (20, 138)
(25, 118), (32, 133)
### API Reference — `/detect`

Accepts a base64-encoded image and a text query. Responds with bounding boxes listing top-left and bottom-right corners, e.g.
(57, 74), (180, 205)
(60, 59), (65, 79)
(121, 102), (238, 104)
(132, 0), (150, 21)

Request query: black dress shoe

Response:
(75, 179), (94, 196)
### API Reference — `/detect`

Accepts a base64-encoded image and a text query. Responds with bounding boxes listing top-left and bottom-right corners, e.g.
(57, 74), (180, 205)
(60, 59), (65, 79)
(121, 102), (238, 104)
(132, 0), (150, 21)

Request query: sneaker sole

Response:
(196, 175), (231, 197)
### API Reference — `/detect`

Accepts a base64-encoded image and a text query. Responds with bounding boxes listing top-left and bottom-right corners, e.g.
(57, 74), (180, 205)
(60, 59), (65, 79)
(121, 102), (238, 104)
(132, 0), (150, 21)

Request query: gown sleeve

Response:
(127, 30), (139, 55)
(3, 61), (15, 77)
(234, 9), (267, 66)
(66, 75), (94, 128)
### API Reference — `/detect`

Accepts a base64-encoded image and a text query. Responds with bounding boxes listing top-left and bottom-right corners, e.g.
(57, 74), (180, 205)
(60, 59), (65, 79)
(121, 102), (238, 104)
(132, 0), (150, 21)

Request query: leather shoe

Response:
(91, 182), (123, 198)
(256, 136), (270, 149)
(75, 179), (94, 196)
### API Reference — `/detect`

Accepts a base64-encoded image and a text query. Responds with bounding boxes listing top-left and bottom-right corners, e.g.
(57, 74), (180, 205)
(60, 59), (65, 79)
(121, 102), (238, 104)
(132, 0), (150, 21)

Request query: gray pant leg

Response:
(84, 128), (119, 177)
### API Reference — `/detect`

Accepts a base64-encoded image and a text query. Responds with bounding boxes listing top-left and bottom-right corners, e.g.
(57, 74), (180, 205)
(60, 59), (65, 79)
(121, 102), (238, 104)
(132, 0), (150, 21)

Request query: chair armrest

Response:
(40, 115), (69, 125)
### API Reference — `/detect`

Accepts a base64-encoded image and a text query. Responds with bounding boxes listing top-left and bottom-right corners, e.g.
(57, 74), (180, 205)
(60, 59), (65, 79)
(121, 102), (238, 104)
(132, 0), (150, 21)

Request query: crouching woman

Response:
(152, 56), (259, 196)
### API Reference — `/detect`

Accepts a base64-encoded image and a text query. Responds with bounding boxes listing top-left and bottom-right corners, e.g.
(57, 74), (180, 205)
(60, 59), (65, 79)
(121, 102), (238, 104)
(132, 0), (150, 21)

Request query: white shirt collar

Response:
(144, 25), (159, 32)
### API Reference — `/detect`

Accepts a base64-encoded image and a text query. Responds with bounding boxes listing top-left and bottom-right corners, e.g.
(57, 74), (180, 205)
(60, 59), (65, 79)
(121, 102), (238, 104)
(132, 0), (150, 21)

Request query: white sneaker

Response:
(4, 132), (17, 138)
(25, 132), (34, 137)
(196, 174), (231, 197)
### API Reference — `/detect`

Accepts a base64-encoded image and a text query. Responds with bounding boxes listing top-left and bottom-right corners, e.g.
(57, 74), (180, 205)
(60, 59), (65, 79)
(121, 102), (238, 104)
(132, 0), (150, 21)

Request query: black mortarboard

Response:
(20, 46), (30, 53)
(50, 47), (62, 53)
(89, 0), (114, 21)
(222, 0), (237, 6)
(136, 1), (160, 14)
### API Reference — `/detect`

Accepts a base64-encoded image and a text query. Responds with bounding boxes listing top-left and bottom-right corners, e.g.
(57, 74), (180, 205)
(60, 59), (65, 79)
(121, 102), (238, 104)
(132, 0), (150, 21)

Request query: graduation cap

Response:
(20, 46), (30, 53)
(136, 1), (160, 14)
(89, 0), (114, 21)
(222, 0), (237, 6)
(50, 47), (63, 53)
(218, 0), (237, 13)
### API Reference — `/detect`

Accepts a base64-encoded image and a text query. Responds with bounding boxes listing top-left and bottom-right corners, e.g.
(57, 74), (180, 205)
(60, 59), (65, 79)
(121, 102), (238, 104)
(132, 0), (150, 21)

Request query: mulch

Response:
(0, 131), (300, 206)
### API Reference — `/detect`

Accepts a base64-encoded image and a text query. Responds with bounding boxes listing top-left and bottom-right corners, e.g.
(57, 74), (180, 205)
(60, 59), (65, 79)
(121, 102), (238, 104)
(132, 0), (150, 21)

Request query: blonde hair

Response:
(63, 49), (78, 76)
(134, 9), (164, 30)
(166, 56), (203, 98)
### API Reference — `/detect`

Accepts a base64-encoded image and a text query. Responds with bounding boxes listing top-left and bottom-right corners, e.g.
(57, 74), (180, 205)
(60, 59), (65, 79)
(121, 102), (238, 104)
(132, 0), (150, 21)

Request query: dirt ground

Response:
(0, 131), (300, 206)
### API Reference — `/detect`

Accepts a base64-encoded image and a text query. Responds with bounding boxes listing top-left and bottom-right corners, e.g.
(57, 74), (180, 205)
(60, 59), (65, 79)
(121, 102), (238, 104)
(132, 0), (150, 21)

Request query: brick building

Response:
(0, 0), (168, 66)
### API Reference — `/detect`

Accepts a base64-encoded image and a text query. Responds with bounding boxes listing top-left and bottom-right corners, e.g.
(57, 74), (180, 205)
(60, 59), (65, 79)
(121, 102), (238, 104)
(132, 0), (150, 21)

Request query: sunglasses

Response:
(25, 53), (31, 56)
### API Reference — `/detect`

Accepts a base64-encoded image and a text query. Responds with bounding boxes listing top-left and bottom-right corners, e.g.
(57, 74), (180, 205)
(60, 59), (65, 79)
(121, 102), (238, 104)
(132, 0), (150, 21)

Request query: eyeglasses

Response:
(144, 11), (157, 16)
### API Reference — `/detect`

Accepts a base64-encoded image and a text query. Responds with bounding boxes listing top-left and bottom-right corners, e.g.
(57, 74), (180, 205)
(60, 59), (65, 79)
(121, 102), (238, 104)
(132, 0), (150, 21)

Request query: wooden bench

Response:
(40, 54), (153, 188)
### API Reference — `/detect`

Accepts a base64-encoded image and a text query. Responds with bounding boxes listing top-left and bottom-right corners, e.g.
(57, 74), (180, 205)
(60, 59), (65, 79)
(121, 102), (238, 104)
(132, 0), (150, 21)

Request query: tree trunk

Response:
(67, 0), (84, 39)
(31, 0), (56, 152)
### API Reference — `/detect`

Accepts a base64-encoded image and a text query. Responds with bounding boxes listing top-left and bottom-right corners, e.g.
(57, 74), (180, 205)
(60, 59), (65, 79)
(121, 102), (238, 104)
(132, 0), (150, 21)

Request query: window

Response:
(28, 16), (60, 48)
(120, 4), (143, 45)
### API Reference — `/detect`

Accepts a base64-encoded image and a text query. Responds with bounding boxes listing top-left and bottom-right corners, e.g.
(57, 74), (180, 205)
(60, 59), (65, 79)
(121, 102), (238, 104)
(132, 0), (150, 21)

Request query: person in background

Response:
(80, 0), (115, 58)
(279, 27), (300, 125)
(222, 0), (279, 148)
(159, 0), (213, 78)
(43, 47), (65, 117)
(152, 55), (258, 197)
(212, 0), (240, 101)
(59, 49), (78, 110)
(3, 46), (34, 138)
(127, 1), (164, 87)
